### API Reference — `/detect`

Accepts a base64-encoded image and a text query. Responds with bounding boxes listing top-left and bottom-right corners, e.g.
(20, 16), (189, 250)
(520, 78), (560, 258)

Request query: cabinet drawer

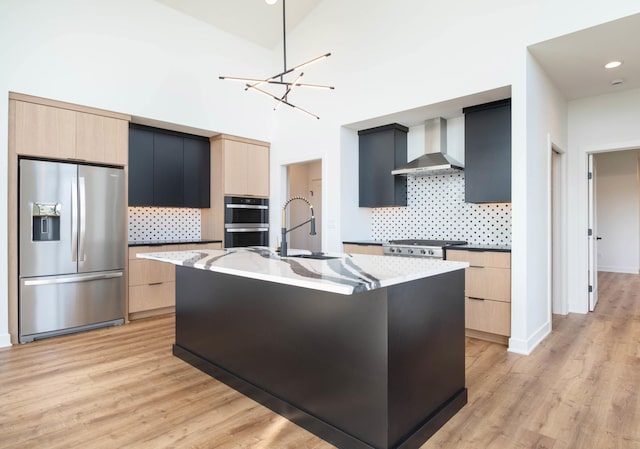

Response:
(343, 244), (384, 256)
(183, 243), (222, 251)
(465, 297), (510, 336)
(129, 245), (175, 260)
(129, 259), (175, 286)
(466, 266), (511, 302)
(129, 282), (175, 313)
(447, 250), (510, 268)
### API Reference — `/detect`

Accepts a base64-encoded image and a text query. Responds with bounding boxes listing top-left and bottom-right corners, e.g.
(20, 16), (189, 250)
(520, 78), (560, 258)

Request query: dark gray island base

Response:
(173, 265), (466, 449)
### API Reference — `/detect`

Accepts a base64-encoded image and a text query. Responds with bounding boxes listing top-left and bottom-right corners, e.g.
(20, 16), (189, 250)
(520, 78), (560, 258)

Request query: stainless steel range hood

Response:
(391, 117), (464, 176)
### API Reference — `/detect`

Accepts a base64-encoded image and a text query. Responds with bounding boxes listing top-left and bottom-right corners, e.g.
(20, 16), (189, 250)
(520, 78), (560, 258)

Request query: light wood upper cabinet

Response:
(13, 101), (76, 159)
(76, 112), (128, 165)
(223, 139), (269, 197)
(10, 94), (130, 166)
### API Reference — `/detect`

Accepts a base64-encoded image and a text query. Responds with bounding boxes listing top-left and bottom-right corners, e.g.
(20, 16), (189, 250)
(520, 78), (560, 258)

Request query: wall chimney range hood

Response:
(391, 117), (464, 176)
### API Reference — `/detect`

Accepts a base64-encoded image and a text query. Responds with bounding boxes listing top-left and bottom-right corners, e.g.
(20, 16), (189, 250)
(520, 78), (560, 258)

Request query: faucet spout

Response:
(281, 196), (316, 257)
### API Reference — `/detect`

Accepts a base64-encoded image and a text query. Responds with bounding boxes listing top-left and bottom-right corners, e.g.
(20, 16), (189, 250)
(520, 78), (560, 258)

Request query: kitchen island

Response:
(139, 247), (468, 449)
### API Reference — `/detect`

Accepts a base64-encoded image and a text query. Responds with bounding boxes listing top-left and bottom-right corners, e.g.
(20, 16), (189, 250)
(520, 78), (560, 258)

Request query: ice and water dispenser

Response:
(31, 202), (61, 241)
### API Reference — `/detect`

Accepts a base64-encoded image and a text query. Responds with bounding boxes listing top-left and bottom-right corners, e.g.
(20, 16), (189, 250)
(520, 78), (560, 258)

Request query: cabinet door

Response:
(153, 132), (184, 206)
(13, 101), (75, 159)
(343, 244), (384, 256)
(464, 100), (511, 203)
(358, 125), (407, 207)
(128, 127), (155, 206)
(183, 137), (210, 207)
(223, 140), (248, 195)
(76, 112), (128, 165)
(246, 143), (269, 197)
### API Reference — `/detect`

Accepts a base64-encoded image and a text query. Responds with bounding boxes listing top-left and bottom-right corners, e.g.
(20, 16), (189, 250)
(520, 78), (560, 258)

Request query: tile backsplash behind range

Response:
(372, 172), (511, 245)
(128, 207), (201, 242)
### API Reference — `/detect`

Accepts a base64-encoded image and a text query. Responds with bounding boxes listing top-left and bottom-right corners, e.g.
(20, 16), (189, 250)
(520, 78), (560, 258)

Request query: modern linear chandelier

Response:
(219, 0), (333, 119)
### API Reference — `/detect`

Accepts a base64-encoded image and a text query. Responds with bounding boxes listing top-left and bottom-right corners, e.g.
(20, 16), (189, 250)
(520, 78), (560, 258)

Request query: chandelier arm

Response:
(247, 84), (320, 120)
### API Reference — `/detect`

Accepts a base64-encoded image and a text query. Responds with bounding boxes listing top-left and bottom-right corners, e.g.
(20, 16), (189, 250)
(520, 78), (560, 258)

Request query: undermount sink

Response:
(286, 253), (340, 260)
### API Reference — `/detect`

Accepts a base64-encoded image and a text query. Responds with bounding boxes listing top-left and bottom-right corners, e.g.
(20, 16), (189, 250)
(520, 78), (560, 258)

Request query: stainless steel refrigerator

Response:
(19, 159), (125, 343)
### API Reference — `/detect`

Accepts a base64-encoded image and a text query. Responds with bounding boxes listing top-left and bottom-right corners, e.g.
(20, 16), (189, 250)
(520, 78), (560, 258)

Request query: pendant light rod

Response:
(282, 0), (287, 74)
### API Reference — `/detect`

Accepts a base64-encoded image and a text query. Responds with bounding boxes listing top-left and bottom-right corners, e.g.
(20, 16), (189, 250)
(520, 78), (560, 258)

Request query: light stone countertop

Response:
(138, 247), (468, 295)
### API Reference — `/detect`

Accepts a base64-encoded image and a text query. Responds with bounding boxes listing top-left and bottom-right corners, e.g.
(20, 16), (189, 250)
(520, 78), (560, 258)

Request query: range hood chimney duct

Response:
(391, 117), (464, 176)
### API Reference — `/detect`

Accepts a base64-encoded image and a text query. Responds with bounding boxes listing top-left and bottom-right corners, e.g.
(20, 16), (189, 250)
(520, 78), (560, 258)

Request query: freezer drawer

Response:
(19, 271), (124, 343)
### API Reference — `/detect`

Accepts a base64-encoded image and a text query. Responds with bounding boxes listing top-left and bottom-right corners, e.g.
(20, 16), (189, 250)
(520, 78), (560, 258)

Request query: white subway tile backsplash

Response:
(128, 207), (201, 242)
(371, 172), (511, 245)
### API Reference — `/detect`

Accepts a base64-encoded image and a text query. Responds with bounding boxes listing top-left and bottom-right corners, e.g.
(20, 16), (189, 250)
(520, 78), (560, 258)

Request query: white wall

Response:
(0, 0), (277, 346)
(269, 0), (639, 354)
(567, 88), (640, 313)
(594, 150), (640, 273)
(2, 0), (640, 349)
(508, 51), (568, 354)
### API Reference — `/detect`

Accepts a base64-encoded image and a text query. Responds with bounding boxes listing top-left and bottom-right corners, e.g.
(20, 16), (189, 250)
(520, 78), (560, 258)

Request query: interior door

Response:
(588, 154), (598, 311)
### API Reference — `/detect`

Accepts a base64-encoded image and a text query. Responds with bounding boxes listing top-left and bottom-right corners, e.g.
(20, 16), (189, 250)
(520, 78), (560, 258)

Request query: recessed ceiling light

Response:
(604, 60), (623, 69)
(610, 78), (624, 86)
(265, 0), (278, 4)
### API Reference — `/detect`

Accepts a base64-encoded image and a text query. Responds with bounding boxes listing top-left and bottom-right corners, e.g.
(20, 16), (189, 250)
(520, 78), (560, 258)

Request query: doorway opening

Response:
(285, 160), (322, 252)
(587, 148), (640, 311)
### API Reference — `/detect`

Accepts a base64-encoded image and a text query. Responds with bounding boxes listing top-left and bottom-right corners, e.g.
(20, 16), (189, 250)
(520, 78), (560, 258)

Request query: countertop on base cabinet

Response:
(343, 242), (384, 256)
(446, 248), (511, 345)
(128, 242), (222, 320)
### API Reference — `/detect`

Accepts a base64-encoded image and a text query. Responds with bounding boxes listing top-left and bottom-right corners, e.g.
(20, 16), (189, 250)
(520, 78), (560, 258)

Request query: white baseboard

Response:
(508, 320), (551, 355)
(598, 266), (639, 274)
(0, 333), (12, 348)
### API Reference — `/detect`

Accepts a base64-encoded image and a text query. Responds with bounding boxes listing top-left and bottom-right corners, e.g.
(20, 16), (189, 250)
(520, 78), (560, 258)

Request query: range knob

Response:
(397, 248), (402, 254)
(428, 249), (435, 256)
(420, 249), (426, 255)
(389, 248), (395, 253)
(408, 249), (414, 254)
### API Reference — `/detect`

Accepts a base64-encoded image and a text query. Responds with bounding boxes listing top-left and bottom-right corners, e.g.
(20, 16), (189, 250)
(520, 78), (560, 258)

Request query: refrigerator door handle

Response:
(79, 176), (86, 262)
(71, 177), (78, 262)
(23, 271), (124, 286)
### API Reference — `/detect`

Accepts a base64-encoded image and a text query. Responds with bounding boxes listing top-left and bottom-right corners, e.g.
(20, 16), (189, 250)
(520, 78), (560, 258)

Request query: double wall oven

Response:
(224, 196), (269, 248)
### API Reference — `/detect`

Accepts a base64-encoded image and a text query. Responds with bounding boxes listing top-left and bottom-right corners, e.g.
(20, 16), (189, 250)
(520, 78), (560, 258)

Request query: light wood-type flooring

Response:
(1, 271), (639, 449)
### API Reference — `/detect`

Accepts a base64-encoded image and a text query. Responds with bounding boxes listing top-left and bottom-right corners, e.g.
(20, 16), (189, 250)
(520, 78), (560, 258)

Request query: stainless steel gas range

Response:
(382, 239), (467, 259)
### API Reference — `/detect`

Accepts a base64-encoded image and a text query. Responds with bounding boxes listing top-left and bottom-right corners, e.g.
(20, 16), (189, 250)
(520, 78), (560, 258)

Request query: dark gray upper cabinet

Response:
(129, 124), (210, 208)
(183, 138), (210, 208)
(463, 99), (511, 203)
(358, 124), (408, 207)
(128, 126), (154, 206)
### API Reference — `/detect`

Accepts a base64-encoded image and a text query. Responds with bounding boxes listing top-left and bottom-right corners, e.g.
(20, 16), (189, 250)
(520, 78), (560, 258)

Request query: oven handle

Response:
(226, 204), (268, 210)
(225, 223), (270, 229)
(225, 227), (269, 233)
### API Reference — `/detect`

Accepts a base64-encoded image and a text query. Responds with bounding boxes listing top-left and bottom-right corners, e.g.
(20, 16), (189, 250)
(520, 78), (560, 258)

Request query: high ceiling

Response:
(153, 1), (640, 112)
(154, 0), (322, 49)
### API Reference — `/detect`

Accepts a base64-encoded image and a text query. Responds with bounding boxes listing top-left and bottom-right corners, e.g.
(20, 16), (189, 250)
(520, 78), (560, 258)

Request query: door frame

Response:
(548, 136), (568, 316)
(583, 145), (640, 312)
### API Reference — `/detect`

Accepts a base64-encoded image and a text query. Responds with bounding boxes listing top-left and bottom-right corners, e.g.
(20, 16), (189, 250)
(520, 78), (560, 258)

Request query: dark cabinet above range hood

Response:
(391, 117), (464, 176)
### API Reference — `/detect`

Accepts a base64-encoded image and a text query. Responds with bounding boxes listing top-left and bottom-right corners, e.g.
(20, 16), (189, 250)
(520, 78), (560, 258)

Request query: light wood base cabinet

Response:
(343, 243), (384, 256)
(128, 243), (222, 320)
(446, 249), (511, 345)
